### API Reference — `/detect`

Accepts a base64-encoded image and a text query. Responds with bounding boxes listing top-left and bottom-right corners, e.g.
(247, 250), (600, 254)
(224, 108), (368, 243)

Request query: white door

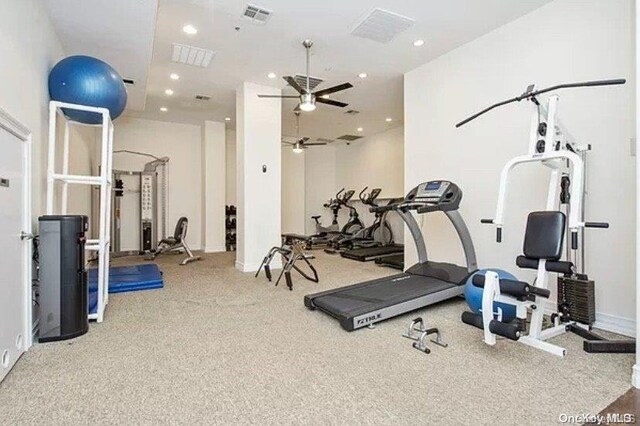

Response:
(0, 117), (31, 383)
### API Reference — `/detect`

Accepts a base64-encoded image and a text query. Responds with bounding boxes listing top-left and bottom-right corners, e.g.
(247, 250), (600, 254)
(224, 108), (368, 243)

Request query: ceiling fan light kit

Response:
(258, 39), (353, 112)
(282, 111), (328, 152)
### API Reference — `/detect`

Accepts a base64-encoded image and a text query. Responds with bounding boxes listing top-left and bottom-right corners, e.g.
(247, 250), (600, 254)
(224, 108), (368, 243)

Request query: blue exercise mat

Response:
(88, 264), (163, 314)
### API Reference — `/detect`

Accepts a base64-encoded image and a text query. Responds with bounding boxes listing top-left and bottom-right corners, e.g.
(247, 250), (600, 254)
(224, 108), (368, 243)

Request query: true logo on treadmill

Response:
(392, 276), (411, 282)
(356, 313), (381, 326)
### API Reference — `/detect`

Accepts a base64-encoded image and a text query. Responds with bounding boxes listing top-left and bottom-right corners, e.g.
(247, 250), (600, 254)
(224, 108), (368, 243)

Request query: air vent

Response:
(122, 78), (135, 85)
(344, 110), (360, 115)
(171, 43), (215, 68)
(336, 135), (363, 141)
(351, 8), (415, 44)
(293, 74), (323, 91)
(195, 94), (211, 101)
(316, 138), (334, 143)
(242, 4), (272, 24)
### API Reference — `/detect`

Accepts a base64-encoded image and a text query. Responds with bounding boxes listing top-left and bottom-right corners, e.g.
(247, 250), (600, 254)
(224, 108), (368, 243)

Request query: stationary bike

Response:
(310, 191), (342, 235)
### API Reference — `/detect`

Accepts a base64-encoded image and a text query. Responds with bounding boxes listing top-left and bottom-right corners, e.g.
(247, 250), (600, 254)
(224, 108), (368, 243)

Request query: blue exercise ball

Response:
(48, 55), (127, 125)
(464, 268), (517, 323)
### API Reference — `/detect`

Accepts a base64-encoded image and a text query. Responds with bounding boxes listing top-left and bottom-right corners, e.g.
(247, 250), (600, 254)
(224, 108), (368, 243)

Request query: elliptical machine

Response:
(323, 188), (364, 253)
(286, 189), (362, 250)
(333, 187), (393, 250)
(337, 189), (364, 235)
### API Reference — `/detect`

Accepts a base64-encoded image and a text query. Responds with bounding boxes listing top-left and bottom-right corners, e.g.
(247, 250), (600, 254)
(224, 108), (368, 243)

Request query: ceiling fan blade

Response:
(284, 76), (306, 94)
(281, 141), (296, 145)
(313, 82), (353, 97)
(303, 142), (327, 146)
(258, 94), (300, 98)
(316, 98), (349, 108)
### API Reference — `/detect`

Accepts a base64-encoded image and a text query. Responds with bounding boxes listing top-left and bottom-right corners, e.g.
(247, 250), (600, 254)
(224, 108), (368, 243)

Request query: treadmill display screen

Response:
(426, 182), (441, 190)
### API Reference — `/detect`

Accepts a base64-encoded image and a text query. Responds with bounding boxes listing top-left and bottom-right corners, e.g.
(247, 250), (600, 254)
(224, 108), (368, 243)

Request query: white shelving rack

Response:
(46, 101), (114, 323)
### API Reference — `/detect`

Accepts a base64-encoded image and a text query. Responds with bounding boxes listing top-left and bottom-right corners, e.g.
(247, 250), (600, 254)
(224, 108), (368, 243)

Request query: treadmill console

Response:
(407, 180), (462, 212)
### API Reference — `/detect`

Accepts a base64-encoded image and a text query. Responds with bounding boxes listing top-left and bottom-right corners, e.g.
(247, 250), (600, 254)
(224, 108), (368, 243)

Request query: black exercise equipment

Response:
(375, 253), (404, 270)
(149, 217), (201, 265)
(256, 235), (319, 291)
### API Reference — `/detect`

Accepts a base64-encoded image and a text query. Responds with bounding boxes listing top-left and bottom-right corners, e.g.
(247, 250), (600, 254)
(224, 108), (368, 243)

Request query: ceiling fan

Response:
(282, 111), (328, 153)
(258, 39), (353, 112)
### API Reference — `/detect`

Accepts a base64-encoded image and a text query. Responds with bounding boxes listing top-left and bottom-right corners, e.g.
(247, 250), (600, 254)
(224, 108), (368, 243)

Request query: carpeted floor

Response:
(0, 251), (634, 425)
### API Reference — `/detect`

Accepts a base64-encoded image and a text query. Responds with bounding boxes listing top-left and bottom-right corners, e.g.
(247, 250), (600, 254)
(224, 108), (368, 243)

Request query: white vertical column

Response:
(281, 148), (306, 234)
(633, 0), (639, 389)
(202, 120), (227, 253)
(235, 82), (282, 272)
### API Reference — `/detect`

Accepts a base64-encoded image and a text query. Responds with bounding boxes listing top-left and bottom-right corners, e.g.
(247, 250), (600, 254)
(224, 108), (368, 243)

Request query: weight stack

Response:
(38, 215), (89, 342)
(557, 276), (596, 326)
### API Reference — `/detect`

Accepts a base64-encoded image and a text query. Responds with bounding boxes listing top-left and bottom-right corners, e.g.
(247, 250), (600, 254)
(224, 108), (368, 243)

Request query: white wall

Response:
(281, 149), (306, 234)
(405, 0), (635, 333)
(202, 121), (226, 252)
(113, 117), (203, 250)
(225, 129), (236, 206)
(304, 146), (337, 234)
(0, 0), (65, 219)
(335, 126), (404, 199)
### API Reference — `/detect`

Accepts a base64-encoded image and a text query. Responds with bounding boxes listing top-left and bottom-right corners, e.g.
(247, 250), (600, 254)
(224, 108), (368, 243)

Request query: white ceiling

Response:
(44, 0), (552, 140)
(43, 0), (158, 111)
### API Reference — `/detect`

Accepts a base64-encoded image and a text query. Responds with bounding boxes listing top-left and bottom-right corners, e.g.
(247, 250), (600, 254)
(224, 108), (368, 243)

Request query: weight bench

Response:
(149, 217), (201, 265)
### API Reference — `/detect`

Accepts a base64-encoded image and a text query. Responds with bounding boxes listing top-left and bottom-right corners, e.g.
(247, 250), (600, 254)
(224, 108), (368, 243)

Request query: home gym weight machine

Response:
(92, 150), (169, 257)
(458, 78), (634, 356)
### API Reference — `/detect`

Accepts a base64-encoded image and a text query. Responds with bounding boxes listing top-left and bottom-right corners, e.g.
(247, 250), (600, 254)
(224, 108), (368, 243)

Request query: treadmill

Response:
(375, 253), (404, 270)
(304, 180), (478, 331)
(340, 244), (404, 262)
(340, 197), (405, 262)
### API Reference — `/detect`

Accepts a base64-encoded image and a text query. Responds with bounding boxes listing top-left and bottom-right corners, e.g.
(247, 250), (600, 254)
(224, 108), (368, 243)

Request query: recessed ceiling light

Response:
(183, 24), (198, 35)
(385, 117), (392, 122)
(358, 73), (368, 79)
(165, 89), (174, 96)
(160, 107), (168, 112)
(267, 72), (276, 79)
(413, 39), (425, 47)
(225, 117), (231, 121)
(170, 73), (180, 80)
(357, 127), (363, 132)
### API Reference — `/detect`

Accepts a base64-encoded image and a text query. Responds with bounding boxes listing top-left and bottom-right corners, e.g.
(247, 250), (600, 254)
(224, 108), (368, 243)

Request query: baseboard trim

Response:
(541, 300), (635, 337)
(205, 245), (226, 253)
(235, 260), (282, 273)
(592, 312), (636, 338)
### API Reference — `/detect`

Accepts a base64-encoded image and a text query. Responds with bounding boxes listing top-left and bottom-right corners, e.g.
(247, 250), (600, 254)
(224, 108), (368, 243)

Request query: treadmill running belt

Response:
(311, 275), (456, 318)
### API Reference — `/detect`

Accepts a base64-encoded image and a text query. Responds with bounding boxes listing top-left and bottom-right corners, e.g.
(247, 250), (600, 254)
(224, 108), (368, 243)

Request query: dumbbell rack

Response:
(225, 205), (236, 251)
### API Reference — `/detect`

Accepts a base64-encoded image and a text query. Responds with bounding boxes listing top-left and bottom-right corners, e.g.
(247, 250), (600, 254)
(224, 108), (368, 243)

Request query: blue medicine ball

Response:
(464, 268), (517, 323)
(48, 55), (127, 125)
